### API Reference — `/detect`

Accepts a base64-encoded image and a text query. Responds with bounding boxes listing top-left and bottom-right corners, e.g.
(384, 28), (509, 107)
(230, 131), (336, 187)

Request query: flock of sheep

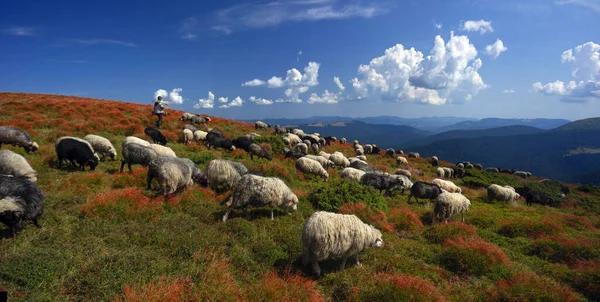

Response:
(0, 113), (566, 277)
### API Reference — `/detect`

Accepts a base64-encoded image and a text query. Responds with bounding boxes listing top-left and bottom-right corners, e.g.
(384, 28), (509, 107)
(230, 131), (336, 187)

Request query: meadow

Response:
(0, 92), (599, 301)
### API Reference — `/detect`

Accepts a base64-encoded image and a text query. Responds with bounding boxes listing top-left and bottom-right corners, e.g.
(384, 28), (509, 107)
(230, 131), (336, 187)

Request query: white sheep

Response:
(147, 156), (202, 196)
(304, 155), (334, 170)
(292, 129), (305, 136)
(395, 169), (411, 178)
(282, 133), (302, 146)
(255, 121), (270, 130)
(310, 143), (319, 154)
(149, 144), (177, 157)
(340, 138), (347, 144)
(302, 211), (383, 277)
(432, 156), (438, 161)
(357, 155), (367, 161)
(318, 151), (331, 160)
(364, 144), (373, 154)
(84, 134), (117, 161)
(487, 184), (520, 202)
(436, 167), (445, 178)
(193, 130), (208, 142)
(296, 157), (329, 182)
(396, 156), (408, 167)
(206, 159), (242, 192)
(222, 174), (299, 222)
(513, 171), (528, 178)
(0, 149), (37, 182)
(433, 192), (471, 224)
(329, 152), (350, 168)
(432, 178), (462, 193)
(182, 129), (194, 145)
(340, 167), (366, 183)
(122, 136), (151, 147)
(293, 143), (308, 154)
(442, 167), (454, 179)
(355, 146), (365, 156)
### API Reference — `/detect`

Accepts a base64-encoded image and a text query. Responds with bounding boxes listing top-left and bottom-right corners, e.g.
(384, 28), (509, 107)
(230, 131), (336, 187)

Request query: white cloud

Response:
(242, 79), (266, 86)
(182, 33), (197, 40)
(333, 76), (345, 91)
(533, 41), (600, 102)
(350, 32), (488, 105)
(218, 97), (229, 103)
(154, 88), (184, 104)
(71, 39), (137, 47)
(556, 0), (600, 13)
(194, 91), (215, 109)
(249, 96), (274, 105)
(275, 98), (303, 103)
(242, 62), (320, 102)
(460, 19), (494, 34)
(485, 39), (508, 59)
(219, 96), (244, 108)
(307, 90), (340, 104)
(503, 89), (515, 93)
(2, 27), (35, 36)
(267, 77), (285, 88)
(435, 23), (443, 29)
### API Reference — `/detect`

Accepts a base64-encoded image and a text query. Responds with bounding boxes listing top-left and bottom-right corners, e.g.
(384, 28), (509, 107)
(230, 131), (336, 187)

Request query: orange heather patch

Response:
(339, 203), (394, 233)
(492, 271), (580, 302)
(246, 270), (326, 302)
(115, 276), (194, 302)
(352, 273), (446, 302)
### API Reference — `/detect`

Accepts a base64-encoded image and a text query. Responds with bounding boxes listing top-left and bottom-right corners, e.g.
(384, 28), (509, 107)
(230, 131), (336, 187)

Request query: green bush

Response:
(188, 150), (216, 165)
(254, 136), (286, 156)
(578, 184), (600, 194)
(308, 178), (387, 212)
(462, 169), (521, 189)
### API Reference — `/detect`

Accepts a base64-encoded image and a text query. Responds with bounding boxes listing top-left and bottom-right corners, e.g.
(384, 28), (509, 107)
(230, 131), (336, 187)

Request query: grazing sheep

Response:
(182, 124), (198, 132)
(513, 171), (528, 178)
(232, 136), (254, 152)
(282, 133), (302, 146)
(372, 146), (381, 154)
(302, 135), (320, 146)
(180, 112), (195, 121)
(0, 150), (37, 182)
(144, 127), (167, 145)
(340, 138), (347, 144)
(249, 143), (272, 160)
(357, 155), (367, 161)
(355, 145), (365, 156)
(296, 157), (329, 182)
(340, 167), (366, 183)
(525, 172), (532, 178)
(396, 149), (404, 155)
(361, 172), (404, 196)
(407, 181), (443, 204)
(193, 130), (208, 142)
(0, 175), (44, 236)
(222, 174), (298, 222)
(191, 115), (210, 124)
(207, 136), (235, 151)
(395, 169), (411, 178)
(225, 160), (249, 177)
(303, 139), (312, 147)
(392, 174), (413, 193)
(454, 167), (466, 179)
(385, 148), (395, 157)
(292, 129), (305, 136)
(255, 121), (271, 130)
(525, 190), (555, 206)
(485, 167), (499, 173)
(122, 136), (150, 147)
(302, 211), (383, 277)
(408, 152), (420, 158)
(318, 151), (331, 160)
(149, 144), (177, 157)
(0, 126), (39, 153)
(182, 129), (194, 145)
(432, 156), (438, 161)
(55, 136), (99, 163)
(274, 125), (288, 135)
(487, 184), (520, 202)
(147, 156), (203, 196)
(350, 160), (377, 173)
(396, 156), (408, 167)
(456, 163), (465, 169)
(329, 152), (350, 168)
(206, 159), (243, 192)
(246, 132), (261, 138)
(84, 134), (117, 160)
(431, 159), (439, 167)
(55, 137), (99, 171)
(436, 167), (445, 178)
(310, 143), (319, 154)
(364, 144), (373, 154)
(433, 192), (471, 224)
(304, 155), (335, 170)
(474, 164), (483, 170)
(120, 143), (158, 173)
(432, 178), (462, 193)
(442, 167), (454, 179)
(293, 143), (309, 155)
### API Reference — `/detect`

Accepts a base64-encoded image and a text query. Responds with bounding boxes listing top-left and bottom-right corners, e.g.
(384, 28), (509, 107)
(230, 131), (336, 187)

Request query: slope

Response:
(406, 125), (546, 148)
(439, 118), (570, 132)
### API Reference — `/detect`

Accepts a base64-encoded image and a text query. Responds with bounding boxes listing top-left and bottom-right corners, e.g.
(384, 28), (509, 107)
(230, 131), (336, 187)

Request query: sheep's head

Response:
(25, 142), (39, 153)
(327, 161), (335, 169)
(110, 149), (117, 161)
(87, 159), (98, 171)
(287, 194), (299, 211)
(370, 227), (383, 248)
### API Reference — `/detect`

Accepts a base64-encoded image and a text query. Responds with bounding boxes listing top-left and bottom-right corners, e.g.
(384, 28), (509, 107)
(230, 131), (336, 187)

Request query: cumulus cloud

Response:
(460, 19), (493, 34)
(249, 96), (273, 105)
(349, 31), (488, 105)
(218, 97), (229, 103)
(333, 76), (345, 91)
(154, 88), (184, 104)
(267, 77), (285, 88)
(485, 39), (507, 59)
(194, 91), (215, 109)
(219, 96), (243, 108)
(2, 27), (35, 36)
(307, 90), (340, 104)
(503, 89), (515, 93)
(242, 79), (266, 86)
(533, 41), (600, 102)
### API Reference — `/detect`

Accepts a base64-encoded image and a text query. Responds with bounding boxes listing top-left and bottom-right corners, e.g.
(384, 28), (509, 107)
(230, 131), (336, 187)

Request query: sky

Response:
(1, 0), (600, 121)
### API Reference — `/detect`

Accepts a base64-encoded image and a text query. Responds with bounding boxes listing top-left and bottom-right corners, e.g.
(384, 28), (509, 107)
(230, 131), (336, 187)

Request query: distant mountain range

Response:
(406, 125), (547, 148)
(436, 118), (570, 132)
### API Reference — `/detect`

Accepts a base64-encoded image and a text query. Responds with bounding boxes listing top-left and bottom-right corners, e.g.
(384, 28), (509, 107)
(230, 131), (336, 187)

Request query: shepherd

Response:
(153, 96), (167, 128)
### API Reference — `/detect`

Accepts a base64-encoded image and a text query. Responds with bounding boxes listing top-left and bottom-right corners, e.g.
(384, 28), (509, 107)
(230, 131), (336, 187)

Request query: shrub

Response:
(115, 276), (194, 302)
(440, 237), (510, 276)
(491, 271), (580, 301)
(187, 150), (216, 165)
(527, 235), (600, 266)
(253, 136), (286, 156)
(462, 169), (520, 189)
(351, 273), (445, 302)
(387, 207), (423, 232)
(308, 178), (387, 212)
(246, 271), (326, 302)
(497, 218), (562, 239)
(424, 222), (478, 244)
(195, 249), (242, 301)
(578, 184), (600, 194)
(339, 203), (394, 233)
(571, 260), (600, 300)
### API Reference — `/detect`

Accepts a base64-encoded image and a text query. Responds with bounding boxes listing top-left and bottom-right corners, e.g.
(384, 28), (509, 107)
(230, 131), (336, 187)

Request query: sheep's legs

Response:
(340, 256), (348, 271)
(311, 261), (321, 277)
(33, 219), (41, 228)
(356, 255), (362, 267)
(462, 214), (465, 223)
(270, 208), (274, 220)
(222, 208), (232, 222)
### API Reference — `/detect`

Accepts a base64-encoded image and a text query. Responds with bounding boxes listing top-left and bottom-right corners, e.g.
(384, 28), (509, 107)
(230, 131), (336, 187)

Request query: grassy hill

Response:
(0, 92), (599, 301)
(438, 118), (570, 132)
(406, 125), (546, 148)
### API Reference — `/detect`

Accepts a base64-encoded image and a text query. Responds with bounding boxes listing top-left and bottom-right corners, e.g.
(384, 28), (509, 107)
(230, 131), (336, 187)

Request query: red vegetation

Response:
(491, 271), (580, 302)
(339, 203), (394, 233)
(116, 276), (194, 302)
(441, 236), (510, 276)
(497, 217), (563, 238)
(247, 271), (326, 302)
(81, 188), (162, 220)
(351, 273), (446, 302)
(529, 234), (600, 266)
(387, 206), (424, 232)
(424, 222), (478, 244)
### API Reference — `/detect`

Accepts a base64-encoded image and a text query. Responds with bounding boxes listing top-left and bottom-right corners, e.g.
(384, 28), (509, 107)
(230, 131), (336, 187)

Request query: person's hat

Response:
(157, 96), (163, 101)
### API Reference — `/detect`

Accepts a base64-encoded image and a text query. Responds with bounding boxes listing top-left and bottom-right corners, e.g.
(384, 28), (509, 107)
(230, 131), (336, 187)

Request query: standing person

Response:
(153, 96), (167, 128)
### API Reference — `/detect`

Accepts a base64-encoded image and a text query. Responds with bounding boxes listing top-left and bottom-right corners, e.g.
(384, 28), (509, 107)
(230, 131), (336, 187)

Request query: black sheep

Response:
(302, 135), (319, 146)
(525, 190), (555, 206)
(0, 175), (44, 236)
(208, 137), (235, 151)
(361, 172), (403, 196)
(144, 127), (167, 145)
(182, 124), (198, 132)
(407, 181), (442, 203)
(232, 136), (254, 152)
(431, 159), (439, 167)
(372, 146), (381, 154)
(283, 149), (305, 159)
(350, 160), (377, 173)
(55, 138), (98, 171)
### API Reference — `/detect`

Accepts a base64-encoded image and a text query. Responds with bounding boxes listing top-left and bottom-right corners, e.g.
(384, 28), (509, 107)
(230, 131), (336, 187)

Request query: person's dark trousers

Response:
(155, 114), (163, 128)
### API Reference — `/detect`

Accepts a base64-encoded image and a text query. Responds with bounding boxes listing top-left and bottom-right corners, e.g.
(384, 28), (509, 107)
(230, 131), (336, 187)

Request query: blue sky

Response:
(2, 0), (600, 121)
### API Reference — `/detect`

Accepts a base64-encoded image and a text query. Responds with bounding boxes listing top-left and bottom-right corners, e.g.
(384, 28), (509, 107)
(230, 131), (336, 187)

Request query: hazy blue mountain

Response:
(406, 125), (547, 148)
(438, 118), (570, 132)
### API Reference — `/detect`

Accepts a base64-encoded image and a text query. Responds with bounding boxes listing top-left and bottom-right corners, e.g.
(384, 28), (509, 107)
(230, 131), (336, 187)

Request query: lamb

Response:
(436, 167), (445, 178)
(147, 156), (203, 196)
(191, 115), (210, 124)
(122, 136), (150, 147)
(304, 155), (335, 170)
(120, 143), (158, 173)
(144, 127), (167, 145)
(0, 126), (39, 153)
(302, 211), (383, 277)
(0, 150), (37, 182)
(432, 192), (471, 224)
(340, 167), (366, 183)
(182, 124), (198, 132)
(55, 137), (99, 171)
(182, 129), (194, 145)
(193, 130), (208, 142)
(83, 134), (117, 160)
(485, 167), (499, 173)
(407, 181), (443, 204)
(395, 169), (411, 178)
(206, 159), (243, 192)
(0, 175), (44, 236)
(296, 157), (329, 182)
(149, 144), (177, 157)
(442, 167), (454, 179)
(255, 121), (271, 130)
(340, 138), (347, 144)
(432, 178), (462, 193)
(361, 172), (404, 196)
(232, 136), (254, 152)
(249, 143), (272, 160)
(329, 152), (350, 168)
(222, 174), (298, 222)
(513, 171), (528, 178)
(396, 156), (408, 167)
(293, 143), (309, 154)
(408, 152), (420, 158)
(487, 184), (520, 202)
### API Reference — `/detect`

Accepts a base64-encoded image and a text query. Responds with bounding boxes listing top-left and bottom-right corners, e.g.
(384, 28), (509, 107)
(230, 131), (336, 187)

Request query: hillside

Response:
(406, 125), (546, 148)
(438, 118), (570, 132)
(0, 92), (599, 301)
(414, 119), (600, 185)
